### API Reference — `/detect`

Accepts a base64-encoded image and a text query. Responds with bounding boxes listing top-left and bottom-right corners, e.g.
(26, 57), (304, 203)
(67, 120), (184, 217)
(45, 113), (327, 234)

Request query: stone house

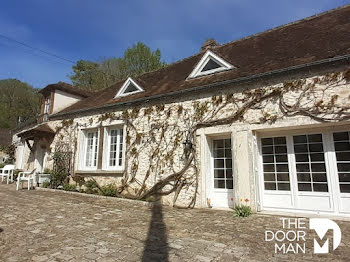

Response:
(13, 5), (350, 216)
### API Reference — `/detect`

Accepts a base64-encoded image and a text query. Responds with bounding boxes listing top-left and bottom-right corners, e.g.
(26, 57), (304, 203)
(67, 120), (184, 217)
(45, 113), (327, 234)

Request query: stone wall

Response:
(14, 68), (350, 209)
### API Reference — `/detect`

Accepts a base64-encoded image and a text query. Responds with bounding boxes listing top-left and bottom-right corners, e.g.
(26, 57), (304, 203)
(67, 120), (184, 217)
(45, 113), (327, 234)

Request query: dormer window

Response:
(115, 77), (144, 98)
(188, 50), (234, 79)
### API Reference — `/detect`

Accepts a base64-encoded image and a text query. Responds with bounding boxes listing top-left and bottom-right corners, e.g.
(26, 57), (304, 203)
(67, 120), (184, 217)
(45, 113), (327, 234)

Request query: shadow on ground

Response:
(0, 228), (3, 233)
(142, 200), (169, 262)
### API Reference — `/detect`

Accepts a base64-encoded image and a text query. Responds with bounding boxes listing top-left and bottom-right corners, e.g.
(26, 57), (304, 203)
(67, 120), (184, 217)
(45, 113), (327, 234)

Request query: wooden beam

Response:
(49, 91), (55, 114)
(25, 139), (34, 152)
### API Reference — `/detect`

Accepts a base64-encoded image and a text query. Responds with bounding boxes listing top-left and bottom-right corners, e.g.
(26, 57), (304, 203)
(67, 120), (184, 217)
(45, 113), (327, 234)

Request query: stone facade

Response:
(14, 67), (350, 211)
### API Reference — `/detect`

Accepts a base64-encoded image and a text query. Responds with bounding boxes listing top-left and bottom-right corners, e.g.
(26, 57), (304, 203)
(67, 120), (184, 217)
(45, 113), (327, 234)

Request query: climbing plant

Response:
(55, 69), (350, 207)
(50, 142), (72, 188)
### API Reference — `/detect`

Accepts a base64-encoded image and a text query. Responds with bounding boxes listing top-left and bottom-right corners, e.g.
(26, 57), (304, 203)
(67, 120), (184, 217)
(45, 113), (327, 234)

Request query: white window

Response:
(115, 77), (144, 98)
(261, 131), (350, 194)
(213, 138), (233, 189)
(293, 134), (328, 192)
(333, 131), (350, 193)
(82, 130), (99, 170)
(261, 136), (290, 191)
(262, 134), (328, 192)
(103, 126), (125, 170)
(44, 97), (51, 114)
(188, 50), (234, 79)
(260, 129), (350, 214)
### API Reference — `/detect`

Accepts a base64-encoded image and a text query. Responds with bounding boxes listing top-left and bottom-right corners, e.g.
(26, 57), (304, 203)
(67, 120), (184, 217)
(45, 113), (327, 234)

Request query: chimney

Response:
(201, 38), (219, 51)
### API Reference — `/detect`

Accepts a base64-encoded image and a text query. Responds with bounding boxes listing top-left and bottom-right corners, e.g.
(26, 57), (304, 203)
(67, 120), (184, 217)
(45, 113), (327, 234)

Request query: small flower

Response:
(244, 198), (249, 203)
(230, 197), (234, 201)
(240, 198), (243, 202)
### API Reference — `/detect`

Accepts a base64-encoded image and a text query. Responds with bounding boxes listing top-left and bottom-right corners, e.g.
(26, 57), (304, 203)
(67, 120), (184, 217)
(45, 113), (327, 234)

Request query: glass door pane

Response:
(261, 136), (290, 191)
(333, 131), (350, 193)
(213, 138), (233, 189)
(293, 134), (328, 192)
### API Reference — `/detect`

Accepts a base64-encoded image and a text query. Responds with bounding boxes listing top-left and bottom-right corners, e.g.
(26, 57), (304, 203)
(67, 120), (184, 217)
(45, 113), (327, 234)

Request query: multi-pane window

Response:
(333, 131), (350, 193)
(108, 128), (124, 168)
(44, 97), (50, 114)
(293, 134), (328, 192)
(85, 131), (98, 168)
(261, 137), (290, 191)
(213, 139), (233, 189)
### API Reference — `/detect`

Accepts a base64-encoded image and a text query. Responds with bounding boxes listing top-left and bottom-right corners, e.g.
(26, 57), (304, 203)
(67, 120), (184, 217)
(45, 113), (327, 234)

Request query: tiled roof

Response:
(39, 82), (93, 98)
(58, 5), (350, 115)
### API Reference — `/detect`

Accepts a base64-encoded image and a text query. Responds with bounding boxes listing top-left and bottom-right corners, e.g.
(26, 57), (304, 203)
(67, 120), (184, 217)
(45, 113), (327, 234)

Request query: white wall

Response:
(52, 90), (83, 114)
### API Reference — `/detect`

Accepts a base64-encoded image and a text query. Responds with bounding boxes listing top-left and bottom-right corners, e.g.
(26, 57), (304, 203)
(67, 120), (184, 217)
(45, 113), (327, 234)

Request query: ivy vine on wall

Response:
(54, 69), (350, 208)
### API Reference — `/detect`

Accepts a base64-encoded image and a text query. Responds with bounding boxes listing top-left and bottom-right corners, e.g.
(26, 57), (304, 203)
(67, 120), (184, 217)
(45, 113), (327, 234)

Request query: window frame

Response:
(44, 97), (51, 114)
(212, 138), (233, 190)
(79, 128), (100, 171)
(332, 130), (350, 194)
(115, 77), (144, 98)
(259, 132), (332, 195)
(102, 125), (126, 171)
(188, 50), (234, 79)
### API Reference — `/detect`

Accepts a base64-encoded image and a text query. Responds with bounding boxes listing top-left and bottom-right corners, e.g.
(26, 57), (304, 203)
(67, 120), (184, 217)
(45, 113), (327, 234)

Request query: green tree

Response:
(0, 79), (41, 129)
(70, 42), (166, 91)
(70, 60), (106, 91)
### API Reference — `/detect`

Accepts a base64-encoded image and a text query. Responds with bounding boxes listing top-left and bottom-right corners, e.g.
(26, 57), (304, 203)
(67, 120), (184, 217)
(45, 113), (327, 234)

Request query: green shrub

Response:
(42, 181), (50, 188)
(234, 198), (252, 217)
(63, 183), (77, 192)
(84, 179), (99, 194)
(100, 184), (118, 197)
(234, 205), (252, 217)
(0, 163), (5, 169)
(50, 170), (68, 188)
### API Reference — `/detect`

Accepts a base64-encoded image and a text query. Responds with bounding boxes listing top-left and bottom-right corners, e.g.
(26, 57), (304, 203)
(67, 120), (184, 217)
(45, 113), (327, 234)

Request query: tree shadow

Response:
(0, 228), (3, 233)
(142, 200), (169, 262)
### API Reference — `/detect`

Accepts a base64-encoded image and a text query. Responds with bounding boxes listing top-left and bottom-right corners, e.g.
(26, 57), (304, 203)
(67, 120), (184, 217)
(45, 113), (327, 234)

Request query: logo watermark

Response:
(265, 218), (342, 254)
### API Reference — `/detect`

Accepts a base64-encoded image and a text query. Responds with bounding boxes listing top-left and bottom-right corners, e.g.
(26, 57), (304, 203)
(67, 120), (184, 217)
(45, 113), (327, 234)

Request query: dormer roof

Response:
(39, 82), (93, 98)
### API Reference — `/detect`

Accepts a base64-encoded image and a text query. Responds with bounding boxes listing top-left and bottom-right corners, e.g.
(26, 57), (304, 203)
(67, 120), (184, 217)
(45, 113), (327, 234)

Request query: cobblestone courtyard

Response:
(0, 183), (350, 262)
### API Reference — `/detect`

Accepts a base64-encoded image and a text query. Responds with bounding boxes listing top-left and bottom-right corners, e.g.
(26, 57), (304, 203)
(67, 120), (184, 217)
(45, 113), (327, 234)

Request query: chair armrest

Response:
(18, 171), (31, 178)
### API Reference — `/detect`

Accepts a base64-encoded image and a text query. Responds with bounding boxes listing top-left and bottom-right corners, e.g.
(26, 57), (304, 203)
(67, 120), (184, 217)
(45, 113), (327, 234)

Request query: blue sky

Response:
(0, 0), (349, 88)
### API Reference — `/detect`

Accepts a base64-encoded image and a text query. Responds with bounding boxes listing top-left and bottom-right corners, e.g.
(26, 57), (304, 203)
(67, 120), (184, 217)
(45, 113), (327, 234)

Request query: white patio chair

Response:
(16, 169), (36, 190)
(0, 165), (15, 184)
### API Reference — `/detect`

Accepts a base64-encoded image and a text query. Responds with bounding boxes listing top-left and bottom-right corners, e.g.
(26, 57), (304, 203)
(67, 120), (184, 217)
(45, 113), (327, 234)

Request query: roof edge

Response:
(50, 54), (350, 120)
(39, 82), (93, 98)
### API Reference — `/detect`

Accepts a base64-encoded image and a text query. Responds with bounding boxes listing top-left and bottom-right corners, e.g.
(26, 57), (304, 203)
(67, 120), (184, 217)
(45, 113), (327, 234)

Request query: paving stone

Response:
(0, 183), (349, 262)
(31, 255), (48, 262)
(195, 255), (212, 262)
(25, 221), (37, 225)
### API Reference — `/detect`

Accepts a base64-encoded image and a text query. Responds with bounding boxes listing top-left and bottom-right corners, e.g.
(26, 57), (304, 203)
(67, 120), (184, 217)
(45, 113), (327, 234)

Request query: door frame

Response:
(205, 134), (234, 208)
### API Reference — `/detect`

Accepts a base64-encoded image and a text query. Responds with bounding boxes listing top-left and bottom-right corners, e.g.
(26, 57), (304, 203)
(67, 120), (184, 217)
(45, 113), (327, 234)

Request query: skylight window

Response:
(188, 50), (234, 79)
(115, 77), (144, 98)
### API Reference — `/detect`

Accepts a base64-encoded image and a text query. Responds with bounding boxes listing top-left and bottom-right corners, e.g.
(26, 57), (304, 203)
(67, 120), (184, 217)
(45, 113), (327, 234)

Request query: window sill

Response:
(75, 170), (124, 176)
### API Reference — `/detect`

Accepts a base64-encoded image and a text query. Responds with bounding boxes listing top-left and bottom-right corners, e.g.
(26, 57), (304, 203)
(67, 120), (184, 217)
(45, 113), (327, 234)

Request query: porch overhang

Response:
(17, 124), (55, 140)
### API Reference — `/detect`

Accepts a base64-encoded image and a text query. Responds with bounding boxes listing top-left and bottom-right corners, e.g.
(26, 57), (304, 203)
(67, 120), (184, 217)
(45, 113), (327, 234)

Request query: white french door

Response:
(259, 129), (350, 215)
(331, 131), (350, 213)
(207, 137), (234, 208)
